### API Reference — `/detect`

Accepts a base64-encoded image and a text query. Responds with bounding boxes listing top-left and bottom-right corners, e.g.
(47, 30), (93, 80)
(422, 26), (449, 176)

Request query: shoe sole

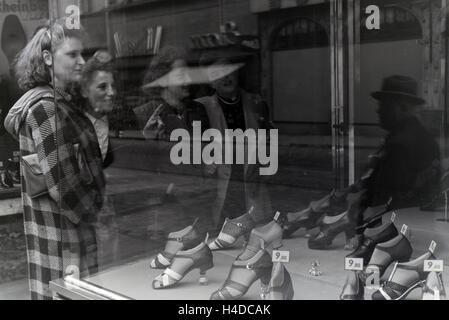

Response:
(379, 280), (425, 300)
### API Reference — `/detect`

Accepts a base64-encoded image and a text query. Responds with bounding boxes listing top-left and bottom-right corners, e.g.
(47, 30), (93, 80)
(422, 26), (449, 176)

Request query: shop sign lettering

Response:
(366, 5), (380, 30)
(0, 0), (48, 20)
(65, 5), (80, 30)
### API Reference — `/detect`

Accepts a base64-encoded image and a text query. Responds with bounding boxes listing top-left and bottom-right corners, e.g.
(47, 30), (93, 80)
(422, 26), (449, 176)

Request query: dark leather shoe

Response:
(308, 211), (355, 250)
(283, 209), (323, 239)
(347, 222), (398, 264)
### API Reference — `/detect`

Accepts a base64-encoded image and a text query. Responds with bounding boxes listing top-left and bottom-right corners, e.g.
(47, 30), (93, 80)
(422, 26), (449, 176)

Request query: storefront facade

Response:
(0, 0), (448, 300)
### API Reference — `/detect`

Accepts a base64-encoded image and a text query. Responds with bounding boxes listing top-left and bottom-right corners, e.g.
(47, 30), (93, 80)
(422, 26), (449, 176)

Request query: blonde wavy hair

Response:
(14, 21), (86, 91)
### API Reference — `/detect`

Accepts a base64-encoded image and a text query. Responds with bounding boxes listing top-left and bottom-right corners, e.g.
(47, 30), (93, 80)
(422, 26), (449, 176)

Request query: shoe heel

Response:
(198, 261), (214, 286)
(285, 280), (294, 300)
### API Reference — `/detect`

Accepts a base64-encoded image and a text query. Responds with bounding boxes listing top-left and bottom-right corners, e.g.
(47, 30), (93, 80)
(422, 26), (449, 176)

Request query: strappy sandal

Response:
(360, 234), (412, 282)
(208, 207), (256, 251)
(240, 212), (284, 260)
(422, 272), (446, 300)
(210, 249), (273, 300)
(150, 219), (202, 269)
(152, 238), (214, 289)
(372, 251), (434, 300)
(263, 262), (294, 300)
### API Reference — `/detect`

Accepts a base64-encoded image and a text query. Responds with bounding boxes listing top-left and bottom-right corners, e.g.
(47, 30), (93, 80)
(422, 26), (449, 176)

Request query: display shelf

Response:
(51, 206), (449, 300)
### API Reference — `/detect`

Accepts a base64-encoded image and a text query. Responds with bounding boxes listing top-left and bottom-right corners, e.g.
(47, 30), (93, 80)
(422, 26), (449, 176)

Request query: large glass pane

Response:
(1, 0), (447, 301)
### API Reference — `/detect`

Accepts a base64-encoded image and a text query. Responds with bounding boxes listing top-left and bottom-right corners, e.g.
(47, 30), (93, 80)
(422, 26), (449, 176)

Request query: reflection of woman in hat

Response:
(134, 46), (209, 140)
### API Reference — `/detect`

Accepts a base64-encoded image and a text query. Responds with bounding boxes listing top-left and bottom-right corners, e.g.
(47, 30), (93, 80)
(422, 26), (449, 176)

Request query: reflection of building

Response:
(75, 0), (448, 188)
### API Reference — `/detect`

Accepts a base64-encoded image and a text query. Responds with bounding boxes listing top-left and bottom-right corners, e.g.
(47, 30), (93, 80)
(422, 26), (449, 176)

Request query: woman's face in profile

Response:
(52, 37), (85, 87)
(84, 70), (116, 114)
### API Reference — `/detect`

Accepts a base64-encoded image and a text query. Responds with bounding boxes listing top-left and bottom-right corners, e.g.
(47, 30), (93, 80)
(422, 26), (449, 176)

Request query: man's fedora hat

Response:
(371, 75), (425, 105)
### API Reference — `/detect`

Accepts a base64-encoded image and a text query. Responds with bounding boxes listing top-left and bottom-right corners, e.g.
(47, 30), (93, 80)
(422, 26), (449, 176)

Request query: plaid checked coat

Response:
(5, 86), (106, 300)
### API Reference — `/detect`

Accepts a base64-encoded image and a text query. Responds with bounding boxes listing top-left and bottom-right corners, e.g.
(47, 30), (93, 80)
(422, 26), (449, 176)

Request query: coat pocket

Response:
(22, 153), (48, 198)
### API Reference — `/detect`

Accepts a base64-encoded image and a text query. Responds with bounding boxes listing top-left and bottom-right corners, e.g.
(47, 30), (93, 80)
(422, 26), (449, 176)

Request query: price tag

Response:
(424, 260), (444, 272)
(391, 211), (396, 223)
(274, 211), (281, 221)
(429, 240), (437, 254)
(364, 266), (380, 290)
(272, 250), (290, 263)
(400, 224), (409, 236)
(345, 258), (364, 271)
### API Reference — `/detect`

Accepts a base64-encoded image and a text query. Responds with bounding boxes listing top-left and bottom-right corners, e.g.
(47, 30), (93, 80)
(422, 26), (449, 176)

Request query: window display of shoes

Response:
(208, 207), (256, 251)
(347, 222), (399, 264)
(149, 219), (203, 269)
(263, 262), (294, 300)
(152, 240), (214, 290)
(372, 249), (435, 300)
(361, 233), (413, 280)
(210, 249), (273, 300)
(422, 271), (446, 300)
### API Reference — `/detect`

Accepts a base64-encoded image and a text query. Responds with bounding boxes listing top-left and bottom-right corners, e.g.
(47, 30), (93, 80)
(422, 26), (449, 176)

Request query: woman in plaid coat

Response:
(4, 23), (105, 300)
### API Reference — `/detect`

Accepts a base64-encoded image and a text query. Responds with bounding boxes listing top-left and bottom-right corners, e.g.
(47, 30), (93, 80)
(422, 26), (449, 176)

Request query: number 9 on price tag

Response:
(424, 260), (444, 272)
(345, 258), (364, 271)
(272, 250), (290, 263)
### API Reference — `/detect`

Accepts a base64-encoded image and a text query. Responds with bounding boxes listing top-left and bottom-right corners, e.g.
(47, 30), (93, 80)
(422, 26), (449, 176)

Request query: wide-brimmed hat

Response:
(371, 75), (425, 105)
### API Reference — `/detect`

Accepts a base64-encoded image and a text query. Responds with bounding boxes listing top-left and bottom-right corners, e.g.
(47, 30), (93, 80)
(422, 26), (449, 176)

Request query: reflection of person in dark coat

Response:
(196, 56), (274, 229)
(287, 76), (440, 250)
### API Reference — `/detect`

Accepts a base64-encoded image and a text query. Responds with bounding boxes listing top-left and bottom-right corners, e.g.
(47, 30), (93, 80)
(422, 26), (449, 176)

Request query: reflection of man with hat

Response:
(366, 75), (439, 208)
(301, 75), (440, 250)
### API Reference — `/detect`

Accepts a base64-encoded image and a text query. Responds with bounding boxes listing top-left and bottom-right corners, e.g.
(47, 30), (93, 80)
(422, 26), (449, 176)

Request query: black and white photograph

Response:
(0, 0), (448, 303)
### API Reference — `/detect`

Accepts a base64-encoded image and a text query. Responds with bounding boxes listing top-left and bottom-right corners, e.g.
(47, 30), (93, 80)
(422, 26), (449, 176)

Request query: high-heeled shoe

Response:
(347, 222), (398, 263)
(361, 234), (413, 280)
(339, 271), (364, 300)
(283, 191), (341, 239)
(150, 219), (202, 269)
(210, 249), (273, 300)
(152, 240), (214, 289)
(308, 211), (355, 250)
(372, 250), (435, 300)
(263, 262), (294, 300)
(239, 213), (284, 260)
(283, 208), (324, 239)
(422, 272), (446, 300)
(208, 208), (256, 251)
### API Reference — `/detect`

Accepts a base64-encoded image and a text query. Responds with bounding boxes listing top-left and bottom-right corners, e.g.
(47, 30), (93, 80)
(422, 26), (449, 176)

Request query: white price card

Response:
(400, 224), (409, 236)
(429, 240), (437, 254)
(274, 211), (281, 221)
(391, 211), (396, 222)
(345, 258), (364, 271)
(272, 250), (290, 263)
(424, 260), (444, 272)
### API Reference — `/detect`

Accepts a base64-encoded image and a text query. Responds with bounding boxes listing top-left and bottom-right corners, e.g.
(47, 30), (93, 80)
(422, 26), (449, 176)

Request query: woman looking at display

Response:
(4, 22), (105, 300)
(80, 50), (119, 268)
